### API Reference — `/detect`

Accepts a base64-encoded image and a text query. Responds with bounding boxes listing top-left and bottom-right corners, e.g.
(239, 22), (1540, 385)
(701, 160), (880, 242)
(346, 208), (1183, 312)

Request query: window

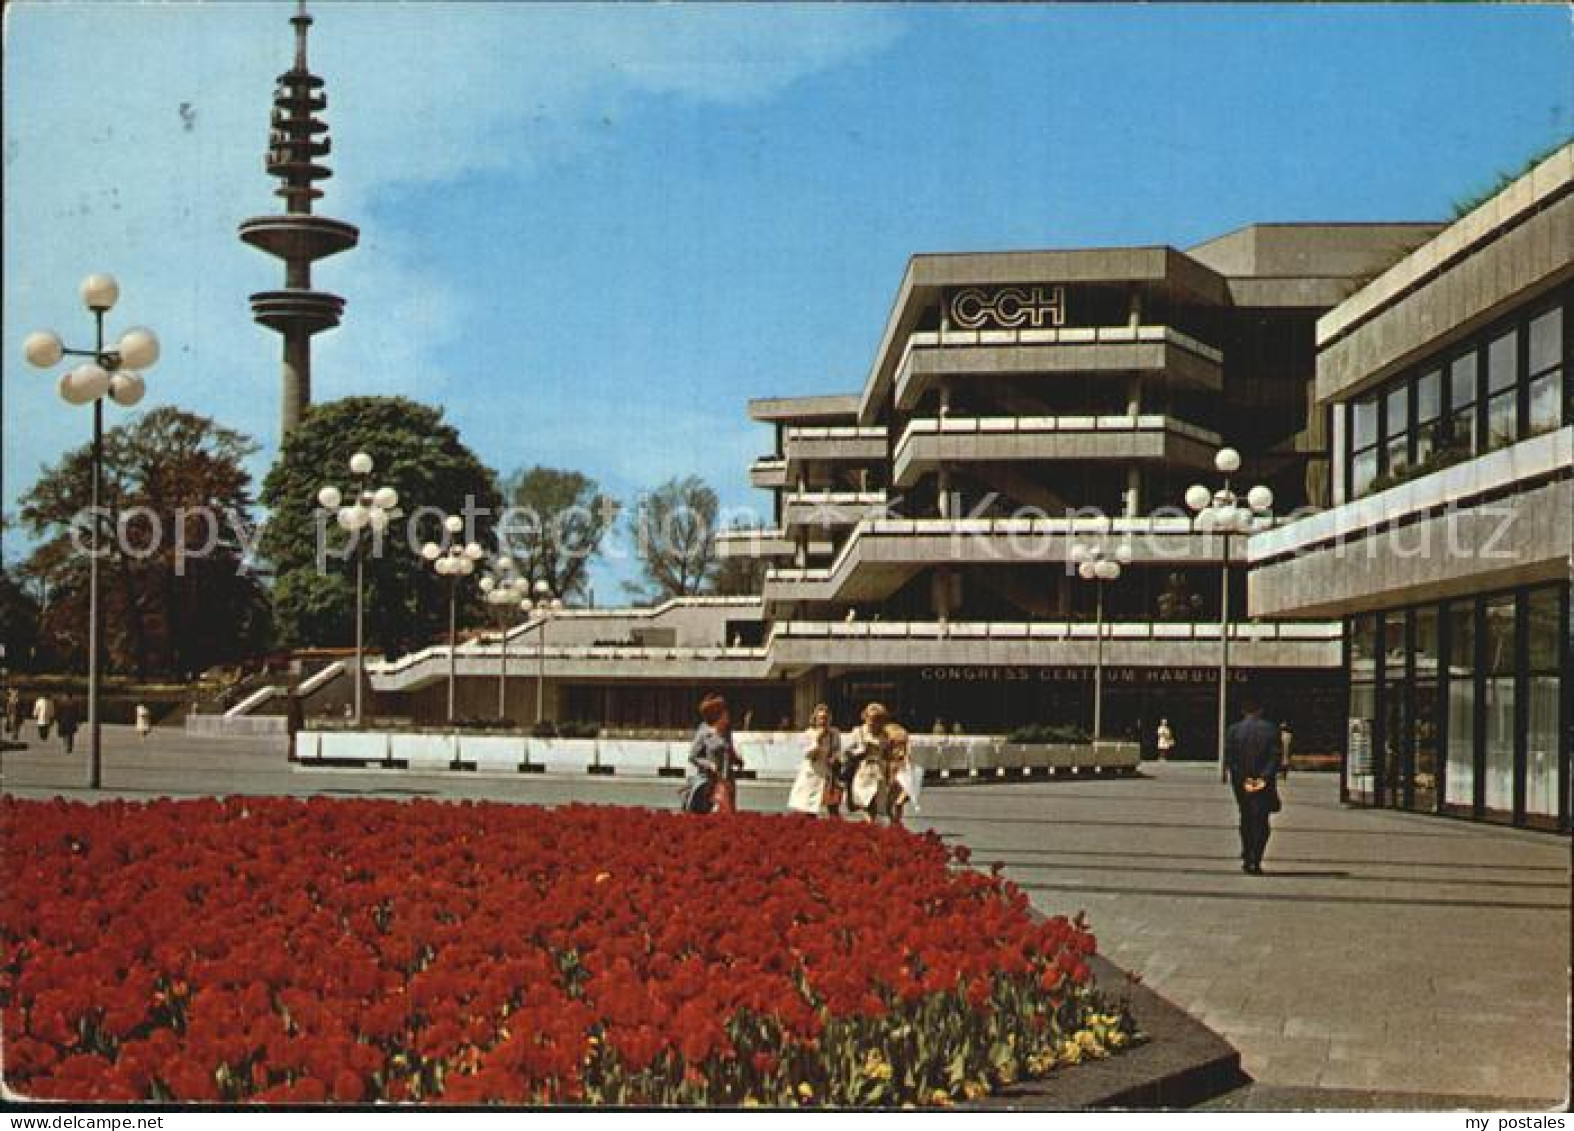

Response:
(1443, 600), (1476, 814)
(1344, 293), (1571, 500)
(1481, 595), (1517, 816)
(1346, 614), (1379, 801)
(1484, 329), (1519, 452)
(1445, 351), (1479, 460)
(1415, 369), (1442, 465)
(1527, 306), (1565, 438)
(1349, 395), (1380, 496)
(1384, 384), (1411, 478)
(1525, 587), (1562, 818)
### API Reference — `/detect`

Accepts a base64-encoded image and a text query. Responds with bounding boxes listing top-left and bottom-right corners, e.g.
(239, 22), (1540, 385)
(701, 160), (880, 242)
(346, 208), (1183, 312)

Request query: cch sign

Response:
(948, 285), (1066, 331)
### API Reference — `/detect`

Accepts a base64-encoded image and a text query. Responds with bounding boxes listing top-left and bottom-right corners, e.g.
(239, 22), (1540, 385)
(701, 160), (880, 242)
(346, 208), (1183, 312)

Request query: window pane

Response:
(1450, 352), (1478, 409)
(1347, 682), (1376, 799)
(1414, 606), (1441, 681)
(1528, 306), (1563, 376)
(1415, 420), (1437, 466)
(1526, 587), (1562, 819)
(1385, 435), (1410, 478)
(1352, 448), (1378, 497)
(1444, 601), (1476, 811)
(1487, 329), (1517, 394)
(1352, 396), (1379, 450)
(1481, 595), (1516, 816)
(1385, 384), (1410, 439)
(1416, 369), (1441, 422)
(1350, 614), (1378, 680)
(1528, 370), (1563, 437)
(1486, 391), (1517, 451)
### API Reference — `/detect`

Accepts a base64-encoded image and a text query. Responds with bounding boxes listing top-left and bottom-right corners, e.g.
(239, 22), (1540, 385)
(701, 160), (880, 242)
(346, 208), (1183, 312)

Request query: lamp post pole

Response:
(1184, 447), (1274, 781)
(25, 274), (160, 790)
(524, 580), (564, 727)
(317, 454), (398, 726)
(479, 558), (525, 721)
(1071, 540), (1129, 741)
(421, 517), (482, 726)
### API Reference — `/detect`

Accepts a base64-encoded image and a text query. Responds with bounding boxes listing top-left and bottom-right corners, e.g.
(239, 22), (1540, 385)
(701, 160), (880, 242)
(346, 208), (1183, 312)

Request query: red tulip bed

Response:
(1, 796), (1135, 1105)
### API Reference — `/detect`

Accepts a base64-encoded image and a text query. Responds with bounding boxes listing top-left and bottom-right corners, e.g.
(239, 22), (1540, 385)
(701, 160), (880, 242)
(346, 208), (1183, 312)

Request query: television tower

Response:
(239, 0), (358, 438)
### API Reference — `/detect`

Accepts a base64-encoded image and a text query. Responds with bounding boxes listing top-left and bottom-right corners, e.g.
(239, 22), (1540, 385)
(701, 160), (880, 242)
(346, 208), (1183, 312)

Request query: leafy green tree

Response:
(259, 396), (502, 655)
(18, 407), (271, 677)
(497, 466), (617, 601)
(0, 567), (42, 671)
(625, 475), (720, 601)
(709, 518), (769, 597)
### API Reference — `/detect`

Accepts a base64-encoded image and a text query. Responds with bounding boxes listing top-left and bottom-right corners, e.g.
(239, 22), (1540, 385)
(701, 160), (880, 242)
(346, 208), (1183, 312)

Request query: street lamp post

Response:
(24, 274), (160, 789)
(522, 580), (564, 727)
(478, 557), (528, 721)
(1070, 539), (1131, 741)
(1184, 447), (1274, 780)
(421, 516), (482, 725)
(317, 453), (399, 726)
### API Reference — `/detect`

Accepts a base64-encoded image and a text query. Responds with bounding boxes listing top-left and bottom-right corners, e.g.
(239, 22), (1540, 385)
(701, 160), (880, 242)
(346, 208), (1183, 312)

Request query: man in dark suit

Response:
(1225, 695), (1281, 875)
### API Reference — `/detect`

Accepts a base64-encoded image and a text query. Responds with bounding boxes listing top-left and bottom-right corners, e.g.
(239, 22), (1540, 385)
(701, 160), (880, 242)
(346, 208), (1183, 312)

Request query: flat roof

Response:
(748, 394), (861, 423)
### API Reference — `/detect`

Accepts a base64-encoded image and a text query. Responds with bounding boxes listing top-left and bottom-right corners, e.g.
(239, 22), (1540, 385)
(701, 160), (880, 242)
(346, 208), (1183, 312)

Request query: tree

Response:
(18, 407), (271, 677)
(497, 466), (617, 601)
(259, 396), (502, 656)
(709, 518), (769, 597)
(0, 568), (42, 671)
(626, 475), (720, 601)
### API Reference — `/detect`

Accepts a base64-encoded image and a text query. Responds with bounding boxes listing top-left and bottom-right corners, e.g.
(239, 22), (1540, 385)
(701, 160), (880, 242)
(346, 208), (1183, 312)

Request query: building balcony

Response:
(765, 619), (1341, 672)
(781, 425), (888, 475)
(892, 324), (1223, 411)
(780, 490), (891, 532)
(367, 641), (772, 693)
(892, 414), (1221, 487)
(713, 528), (832, 560)
(749, 457), (789, 489)
(1248, 425), (1573, 618)
(762, 515), (1252, 605)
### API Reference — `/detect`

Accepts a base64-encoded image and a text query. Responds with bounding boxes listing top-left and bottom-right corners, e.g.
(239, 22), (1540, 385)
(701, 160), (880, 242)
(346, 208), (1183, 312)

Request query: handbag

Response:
(713, 777), (738, 814)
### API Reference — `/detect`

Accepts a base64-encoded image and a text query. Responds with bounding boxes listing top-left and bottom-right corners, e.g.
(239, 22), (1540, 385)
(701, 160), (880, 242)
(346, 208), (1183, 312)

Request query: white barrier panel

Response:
(596, 740), (670, 776)
(527, 737), (595, 773)
(459, 733), (526, 772)
(320, 731), (390, 764)
(737, 737), (805, 780)
(390, 732), (455, 770)
(295, 730), (324, 761)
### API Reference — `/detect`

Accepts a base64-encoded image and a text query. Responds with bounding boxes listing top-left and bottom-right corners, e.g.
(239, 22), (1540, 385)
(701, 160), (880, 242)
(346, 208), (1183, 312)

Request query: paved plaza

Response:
(2, 727), (1568, 1106)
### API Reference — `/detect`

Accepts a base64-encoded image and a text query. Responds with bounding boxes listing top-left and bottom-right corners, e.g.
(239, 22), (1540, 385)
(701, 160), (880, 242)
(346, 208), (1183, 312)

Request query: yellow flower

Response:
(928, 1089), (954, 1107)
(962, 1080), (989, 1101)
(797, 1082), (814, 1100)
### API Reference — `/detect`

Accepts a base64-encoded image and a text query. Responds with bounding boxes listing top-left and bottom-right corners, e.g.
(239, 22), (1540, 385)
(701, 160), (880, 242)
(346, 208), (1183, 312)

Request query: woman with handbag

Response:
(787, 703), (841, 816)
(681, 694), (744, 814)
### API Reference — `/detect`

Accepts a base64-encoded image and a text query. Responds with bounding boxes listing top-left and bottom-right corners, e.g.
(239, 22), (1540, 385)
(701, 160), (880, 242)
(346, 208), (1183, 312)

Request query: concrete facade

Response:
(1246, 143), (1573, 831)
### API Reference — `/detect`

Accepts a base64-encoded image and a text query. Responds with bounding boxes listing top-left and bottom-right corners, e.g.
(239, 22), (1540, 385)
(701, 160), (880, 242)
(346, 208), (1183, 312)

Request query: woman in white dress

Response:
(787, 704), (840, 815)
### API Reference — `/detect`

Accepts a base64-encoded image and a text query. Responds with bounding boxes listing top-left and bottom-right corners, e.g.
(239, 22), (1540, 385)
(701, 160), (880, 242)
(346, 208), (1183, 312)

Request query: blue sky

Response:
(4, 2), (1570, 598)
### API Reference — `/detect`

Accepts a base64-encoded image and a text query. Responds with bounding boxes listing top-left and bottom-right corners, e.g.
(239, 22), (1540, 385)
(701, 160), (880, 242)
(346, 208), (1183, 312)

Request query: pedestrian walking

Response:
(286, 693), (305, 762)
(135, 703), (153, 740)
(680, 694), (743, 814)
(56, 699), (81, 755)
(1155, 718), (1175, 761)
(842, 702), (891, 819)
(1278, 720), (1294, 780)
(32, 694), (55, 741)
(787, 704), (841, 816)
(4, 689), (23, 741)
(1225, 695), (1282, 875)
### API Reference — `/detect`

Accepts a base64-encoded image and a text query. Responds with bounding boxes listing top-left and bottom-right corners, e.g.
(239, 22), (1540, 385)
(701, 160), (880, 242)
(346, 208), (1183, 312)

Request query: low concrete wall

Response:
(295, 730), (1142, 781)
(186, 714), (289, 737)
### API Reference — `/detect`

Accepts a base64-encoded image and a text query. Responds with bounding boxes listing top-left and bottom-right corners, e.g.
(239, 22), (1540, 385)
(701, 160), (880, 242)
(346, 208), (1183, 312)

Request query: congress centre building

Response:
(1249, 142), (1572, 831)
(369, 216), (1476, 765)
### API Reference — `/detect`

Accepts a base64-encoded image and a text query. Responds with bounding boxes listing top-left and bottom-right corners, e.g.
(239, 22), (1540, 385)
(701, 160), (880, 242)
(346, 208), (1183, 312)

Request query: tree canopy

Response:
(496, 466), (617, 602)
(625, 475), (720, 601)
(259, 396), (502, 655)
(18, 407), (271, 677)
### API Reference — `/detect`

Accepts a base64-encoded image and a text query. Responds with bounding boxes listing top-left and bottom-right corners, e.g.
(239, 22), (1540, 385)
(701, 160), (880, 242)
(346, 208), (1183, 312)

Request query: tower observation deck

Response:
(238, 1), (358, 438)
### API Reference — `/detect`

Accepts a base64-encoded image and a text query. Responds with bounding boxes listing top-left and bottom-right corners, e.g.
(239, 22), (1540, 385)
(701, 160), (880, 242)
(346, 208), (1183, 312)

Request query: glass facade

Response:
(1345, 289), (1571, 500)
(1344, 583), (1571, 831)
